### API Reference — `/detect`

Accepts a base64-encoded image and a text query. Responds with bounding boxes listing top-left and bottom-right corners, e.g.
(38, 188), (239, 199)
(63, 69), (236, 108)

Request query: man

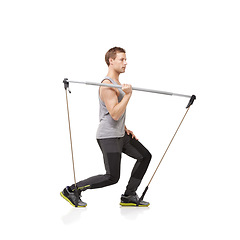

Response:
(61, 47), (151, 207)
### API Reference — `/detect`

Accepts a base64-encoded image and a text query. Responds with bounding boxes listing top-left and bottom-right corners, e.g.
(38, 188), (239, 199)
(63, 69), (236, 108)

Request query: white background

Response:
(1, 0), (240, 239)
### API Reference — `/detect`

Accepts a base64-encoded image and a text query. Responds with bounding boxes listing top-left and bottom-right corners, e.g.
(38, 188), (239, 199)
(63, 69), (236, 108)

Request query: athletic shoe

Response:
(60, 186), (87, 207)
(120, 194), (150, 207)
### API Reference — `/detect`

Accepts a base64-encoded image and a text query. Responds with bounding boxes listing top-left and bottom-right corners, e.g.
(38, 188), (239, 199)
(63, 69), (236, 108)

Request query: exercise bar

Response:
(63, 78), (196, 108)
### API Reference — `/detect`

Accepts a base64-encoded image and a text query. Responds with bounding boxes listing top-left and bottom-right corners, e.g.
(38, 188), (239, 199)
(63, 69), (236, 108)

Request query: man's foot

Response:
(120, 194), (150, 207)
(60, 186), (87, 207)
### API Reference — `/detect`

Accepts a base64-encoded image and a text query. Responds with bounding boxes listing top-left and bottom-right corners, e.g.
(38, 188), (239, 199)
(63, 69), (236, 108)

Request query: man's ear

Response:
(109, 57), (114, 65)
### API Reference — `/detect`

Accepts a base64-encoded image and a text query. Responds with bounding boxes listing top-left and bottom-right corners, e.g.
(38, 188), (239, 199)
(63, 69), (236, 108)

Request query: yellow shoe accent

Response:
(120, 202), (150, 207)
(60, 192), (87, 208)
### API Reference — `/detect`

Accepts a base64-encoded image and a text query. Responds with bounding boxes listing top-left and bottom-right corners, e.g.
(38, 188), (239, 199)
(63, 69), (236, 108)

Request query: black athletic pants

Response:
(70, 133), (151, 196)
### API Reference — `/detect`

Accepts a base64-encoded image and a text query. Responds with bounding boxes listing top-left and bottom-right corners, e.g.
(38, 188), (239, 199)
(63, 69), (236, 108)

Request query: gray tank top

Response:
(96, 77), (126, 139)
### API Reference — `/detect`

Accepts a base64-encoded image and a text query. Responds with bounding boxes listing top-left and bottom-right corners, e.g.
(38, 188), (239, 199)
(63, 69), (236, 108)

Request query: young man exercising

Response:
(61, 47), (152, 207)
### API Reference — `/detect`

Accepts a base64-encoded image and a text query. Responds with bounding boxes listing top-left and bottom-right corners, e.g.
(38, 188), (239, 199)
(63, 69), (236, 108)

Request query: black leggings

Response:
(70, 133), (151, 196)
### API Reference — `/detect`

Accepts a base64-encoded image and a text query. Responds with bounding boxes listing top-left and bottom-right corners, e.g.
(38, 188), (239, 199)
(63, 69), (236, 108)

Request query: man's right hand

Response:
(122, 84), (132, 95)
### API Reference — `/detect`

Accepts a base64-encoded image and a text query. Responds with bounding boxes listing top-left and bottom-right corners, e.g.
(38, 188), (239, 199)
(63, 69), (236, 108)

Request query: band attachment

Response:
(63, 78), (71, 93)
(186, 95), (196, 108)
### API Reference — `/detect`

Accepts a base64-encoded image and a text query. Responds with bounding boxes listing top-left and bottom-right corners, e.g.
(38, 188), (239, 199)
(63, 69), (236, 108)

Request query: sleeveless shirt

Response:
(96, 77), (126, 139)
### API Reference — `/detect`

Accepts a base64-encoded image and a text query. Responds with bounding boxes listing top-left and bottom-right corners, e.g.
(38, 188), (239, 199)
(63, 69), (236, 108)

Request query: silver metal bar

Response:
(67, 80), (191, 98)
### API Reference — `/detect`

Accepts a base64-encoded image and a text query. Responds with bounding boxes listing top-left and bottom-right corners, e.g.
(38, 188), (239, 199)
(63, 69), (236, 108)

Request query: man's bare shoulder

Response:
(102, 79), (113, 85)
(100, 79), (119, 98)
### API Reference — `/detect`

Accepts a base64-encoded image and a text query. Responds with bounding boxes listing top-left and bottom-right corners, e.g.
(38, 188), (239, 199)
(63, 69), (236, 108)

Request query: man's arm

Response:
(100, 80), (132, 121)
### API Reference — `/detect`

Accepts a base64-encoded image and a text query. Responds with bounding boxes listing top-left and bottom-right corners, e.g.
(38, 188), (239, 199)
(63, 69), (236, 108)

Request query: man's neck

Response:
(106, 70), (121, 84)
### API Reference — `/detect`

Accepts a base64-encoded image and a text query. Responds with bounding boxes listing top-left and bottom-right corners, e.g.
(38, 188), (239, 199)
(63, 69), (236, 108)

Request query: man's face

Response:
(110, 52), (127, 73)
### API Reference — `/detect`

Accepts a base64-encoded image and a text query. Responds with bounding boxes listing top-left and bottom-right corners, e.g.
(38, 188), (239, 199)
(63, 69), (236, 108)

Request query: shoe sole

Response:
(120, 202), (150, 207)
(60, 192), (87, 208)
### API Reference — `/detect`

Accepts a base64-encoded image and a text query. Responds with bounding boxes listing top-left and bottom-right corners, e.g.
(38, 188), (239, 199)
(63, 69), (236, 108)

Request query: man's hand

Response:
(125, 126), (138, 140)
(122, 84), (132, 95)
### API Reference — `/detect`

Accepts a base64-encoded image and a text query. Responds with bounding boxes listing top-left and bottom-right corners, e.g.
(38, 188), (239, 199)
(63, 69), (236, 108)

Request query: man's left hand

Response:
(125, 127), (138, 140)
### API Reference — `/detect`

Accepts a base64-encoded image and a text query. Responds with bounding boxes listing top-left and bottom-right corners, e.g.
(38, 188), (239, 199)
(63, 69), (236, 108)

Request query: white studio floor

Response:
(1, 0), (240, 239)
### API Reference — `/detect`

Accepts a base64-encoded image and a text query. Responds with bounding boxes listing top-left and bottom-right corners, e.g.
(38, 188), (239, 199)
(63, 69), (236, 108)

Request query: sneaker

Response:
(60, 186), (87, 207)
(120, 194), (150, 207)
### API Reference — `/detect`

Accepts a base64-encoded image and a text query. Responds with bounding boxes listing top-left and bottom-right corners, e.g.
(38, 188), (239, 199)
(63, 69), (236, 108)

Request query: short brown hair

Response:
(105, 47), (126, 66)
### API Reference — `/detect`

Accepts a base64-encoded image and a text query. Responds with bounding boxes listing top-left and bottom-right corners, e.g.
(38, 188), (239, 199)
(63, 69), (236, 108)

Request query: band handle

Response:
(138, 186), (149, 203)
